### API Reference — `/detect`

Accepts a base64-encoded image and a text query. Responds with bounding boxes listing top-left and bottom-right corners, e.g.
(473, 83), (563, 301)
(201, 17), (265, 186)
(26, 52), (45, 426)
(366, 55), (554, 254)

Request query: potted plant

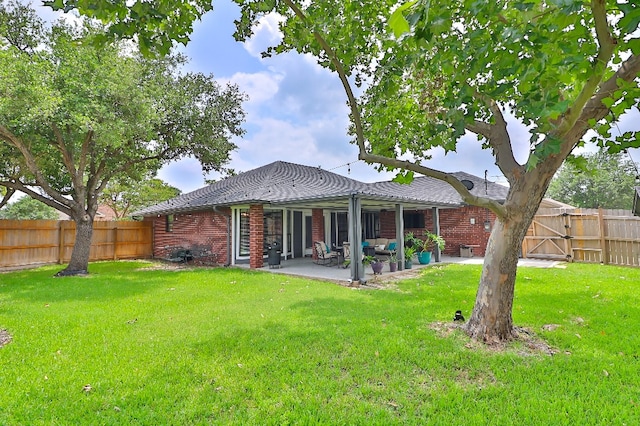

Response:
(417, 231), (446, 264)
(403, 246), (416, 269)
(363, 255), (384, 275)
(388, 253), (399, 272)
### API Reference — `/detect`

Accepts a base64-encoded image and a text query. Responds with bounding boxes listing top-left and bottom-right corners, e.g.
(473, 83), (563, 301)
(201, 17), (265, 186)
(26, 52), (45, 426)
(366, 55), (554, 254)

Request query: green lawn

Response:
(1, 261), (639, 425)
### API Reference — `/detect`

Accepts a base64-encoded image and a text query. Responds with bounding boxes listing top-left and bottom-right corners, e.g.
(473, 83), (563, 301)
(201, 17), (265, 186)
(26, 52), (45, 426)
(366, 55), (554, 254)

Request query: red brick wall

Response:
(311, 208), (325, 259)
(427, 206), (496, 256)
(379, 211), (397, 239)
(144, 209), (231, 264)
(249, 204), (264, 269)
(379, 206), (496, 256)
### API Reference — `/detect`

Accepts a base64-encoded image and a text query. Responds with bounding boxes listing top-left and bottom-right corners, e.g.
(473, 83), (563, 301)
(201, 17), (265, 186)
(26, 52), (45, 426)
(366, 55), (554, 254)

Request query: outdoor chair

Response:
(313, 241), (339, 266)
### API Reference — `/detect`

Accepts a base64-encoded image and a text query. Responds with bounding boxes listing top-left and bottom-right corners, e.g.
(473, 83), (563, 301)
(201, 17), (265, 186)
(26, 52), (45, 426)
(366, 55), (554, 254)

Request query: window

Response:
(237, 209), (283, 257)
(165, 214), (174, 232)
(238, 210), (250, 257)
(362, 212), (380, 239)
(263, 210), (283, 253)
(403, 212), (424, 228)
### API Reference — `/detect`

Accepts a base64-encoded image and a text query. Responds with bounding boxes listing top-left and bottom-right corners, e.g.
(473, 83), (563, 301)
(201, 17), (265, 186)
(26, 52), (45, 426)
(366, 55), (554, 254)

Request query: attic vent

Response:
(461, 179), (474, 190)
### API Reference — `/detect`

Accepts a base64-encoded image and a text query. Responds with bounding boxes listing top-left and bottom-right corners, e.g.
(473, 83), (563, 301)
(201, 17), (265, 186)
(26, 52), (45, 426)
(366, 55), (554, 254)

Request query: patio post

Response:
(348, 195), (363, 282)
(249, 204), (264, 269)
(395, 204), (405, 270)
(432, 207), (441, 262)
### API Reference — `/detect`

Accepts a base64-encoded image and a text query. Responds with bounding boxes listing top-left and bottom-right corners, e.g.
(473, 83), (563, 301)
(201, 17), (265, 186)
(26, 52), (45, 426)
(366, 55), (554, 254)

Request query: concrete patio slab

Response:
(248, 256), (563, 284)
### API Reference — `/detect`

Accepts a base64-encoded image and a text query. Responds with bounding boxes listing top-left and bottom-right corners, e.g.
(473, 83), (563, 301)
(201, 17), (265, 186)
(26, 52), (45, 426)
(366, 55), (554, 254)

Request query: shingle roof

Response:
(133, 161), (509, 216)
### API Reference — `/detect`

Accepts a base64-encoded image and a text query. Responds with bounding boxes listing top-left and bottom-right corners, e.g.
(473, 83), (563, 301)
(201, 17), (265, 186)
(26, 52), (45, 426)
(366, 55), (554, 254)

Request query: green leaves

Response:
(1, 3), (245, 219)
(388, 1), (416, 38)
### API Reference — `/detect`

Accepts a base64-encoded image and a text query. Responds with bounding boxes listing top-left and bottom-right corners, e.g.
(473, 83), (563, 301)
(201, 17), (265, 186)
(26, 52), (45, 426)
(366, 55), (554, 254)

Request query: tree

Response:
(547, 150), (639, 209)
(48, 0), (640, 342)
(99, 177), (181, 219)
(0, 1), (246, 276)
(0, 196), (59, 220)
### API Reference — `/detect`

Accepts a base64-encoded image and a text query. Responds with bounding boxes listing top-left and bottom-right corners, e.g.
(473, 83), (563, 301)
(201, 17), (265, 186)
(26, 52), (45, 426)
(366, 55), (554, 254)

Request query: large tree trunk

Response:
(464, 215), (529, 342)
(56, 214), (94, 276)
(464, 172), (552, 343)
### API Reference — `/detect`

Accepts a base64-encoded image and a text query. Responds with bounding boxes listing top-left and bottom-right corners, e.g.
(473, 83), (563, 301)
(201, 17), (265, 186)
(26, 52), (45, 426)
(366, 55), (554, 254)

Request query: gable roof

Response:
(134, 161), (509, 216)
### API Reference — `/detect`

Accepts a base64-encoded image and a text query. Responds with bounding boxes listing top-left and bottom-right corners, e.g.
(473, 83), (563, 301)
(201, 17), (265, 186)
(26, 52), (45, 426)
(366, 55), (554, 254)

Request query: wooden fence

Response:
(523, 208), (640, 267)
(0, 220), (153, 269)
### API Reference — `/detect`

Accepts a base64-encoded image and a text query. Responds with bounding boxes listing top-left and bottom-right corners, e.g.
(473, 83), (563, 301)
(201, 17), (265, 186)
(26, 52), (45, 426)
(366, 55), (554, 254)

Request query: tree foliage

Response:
(546, 151), (639, 210)
(0, 0), (246, 274)
(100, 177), (181, 219)
(47, 0), (640, 340)
(0, 196), (59, 220)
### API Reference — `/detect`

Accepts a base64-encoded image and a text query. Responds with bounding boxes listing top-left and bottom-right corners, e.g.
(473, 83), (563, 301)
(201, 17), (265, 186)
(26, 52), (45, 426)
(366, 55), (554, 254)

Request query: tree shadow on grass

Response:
(0, 261), (178, 303)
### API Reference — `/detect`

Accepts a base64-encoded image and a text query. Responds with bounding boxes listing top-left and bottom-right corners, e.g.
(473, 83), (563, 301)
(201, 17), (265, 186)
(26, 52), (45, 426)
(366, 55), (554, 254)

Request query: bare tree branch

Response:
(0, 179), (73, 216)
(0, 187), (16, 209)
(470, 91), (523, 181)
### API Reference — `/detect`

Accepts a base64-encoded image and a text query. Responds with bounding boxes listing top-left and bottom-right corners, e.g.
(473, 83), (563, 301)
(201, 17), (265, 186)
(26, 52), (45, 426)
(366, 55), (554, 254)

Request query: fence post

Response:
(58, 221), (65, 264)
(598, 208), (608, 265)
(563, 212), (573, 262)
(113, 224), (118, 260)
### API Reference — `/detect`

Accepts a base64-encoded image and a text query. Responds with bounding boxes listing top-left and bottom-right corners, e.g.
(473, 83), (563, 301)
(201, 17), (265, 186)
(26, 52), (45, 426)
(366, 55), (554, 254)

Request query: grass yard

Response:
(0, 261), (639, 425)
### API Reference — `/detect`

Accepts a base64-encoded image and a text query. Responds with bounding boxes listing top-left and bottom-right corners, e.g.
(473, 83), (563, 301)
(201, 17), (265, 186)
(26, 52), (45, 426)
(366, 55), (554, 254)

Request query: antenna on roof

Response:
(484, 170), (488, 195)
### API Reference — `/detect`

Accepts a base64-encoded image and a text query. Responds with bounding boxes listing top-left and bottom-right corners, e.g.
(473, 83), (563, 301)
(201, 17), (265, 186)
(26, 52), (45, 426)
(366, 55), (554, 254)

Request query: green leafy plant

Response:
(403, 245), (416, 261)
(388, 252), (399, 263)
(421, 231), (446, 253)
(362, 254), (378, 266)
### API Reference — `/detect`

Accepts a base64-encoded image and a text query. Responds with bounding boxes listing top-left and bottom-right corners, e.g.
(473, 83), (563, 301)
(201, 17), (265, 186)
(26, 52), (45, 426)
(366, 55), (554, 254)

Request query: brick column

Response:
(311, 208), (325, 259)
(249, 204), (264, 269)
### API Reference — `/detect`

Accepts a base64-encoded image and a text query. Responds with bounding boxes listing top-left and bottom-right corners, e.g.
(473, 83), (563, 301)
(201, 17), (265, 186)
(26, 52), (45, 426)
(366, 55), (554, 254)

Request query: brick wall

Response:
(249, 204), (264, 269)
(144, 209), (231, 264)
(427, 206), (496, 256)
(379, 211), (397, 239)
(380, 206), (496, 256)
(311, 208), (325, 259)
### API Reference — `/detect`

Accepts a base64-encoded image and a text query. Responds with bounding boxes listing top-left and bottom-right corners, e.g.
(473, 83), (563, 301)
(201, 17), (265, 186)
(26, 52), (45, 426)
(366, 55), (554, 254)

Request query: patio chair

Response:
(342, 242), (351, 261)
(313, 241), (339, 266)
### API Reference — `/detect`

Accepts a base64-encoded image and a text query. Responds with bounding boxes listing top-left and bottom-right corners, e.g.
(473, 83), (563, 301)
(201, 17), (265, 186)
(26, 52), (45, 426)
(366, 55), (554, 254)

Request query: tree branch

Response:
(77, 129), (94, 182)
(0, 188), (16, 209)
(465, 120), (492, 139)
(51, 123), (77, 176)
(360, 151), (508, 218)
(555, 0), (616, 137)
(469, 91), (523, 181)
(0, 179), (73, 217)
(282, 0), (507, 218)
(282, 0), (368, 156)
(562, 53), (640, 154)
(0, 125), (76, 207)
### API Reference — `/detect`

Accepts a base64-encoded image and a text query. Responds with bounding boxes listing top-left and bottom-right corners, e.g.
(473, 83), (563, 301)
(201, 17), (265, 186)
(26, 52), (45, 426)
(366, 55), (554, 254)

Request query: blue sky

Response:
(158, 0), (517, 192)
(36, 0), (640, 194)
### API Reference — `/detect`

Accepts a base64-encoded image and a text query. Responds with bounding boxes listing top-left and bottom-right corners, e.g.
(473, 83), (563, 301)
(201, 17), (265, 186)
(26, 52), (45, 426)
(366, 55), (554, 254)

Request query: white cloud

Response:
(243, 13), (284, 58)
(219, 71), (283, 107)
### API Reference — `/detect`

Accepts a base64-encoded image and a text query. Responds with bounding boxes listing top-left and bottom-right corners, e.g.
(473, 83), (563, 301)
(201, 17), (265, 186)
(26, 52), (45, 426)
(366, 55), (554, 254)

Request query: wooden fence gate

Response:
(523, 208), (640, 267)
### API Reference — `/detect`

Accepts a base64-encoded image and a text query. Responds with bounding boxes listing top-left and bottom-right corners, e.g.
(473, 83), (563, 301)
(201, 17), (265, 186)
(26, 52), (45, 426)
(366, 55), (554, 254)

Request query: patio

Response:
(248, 256), (562, 285)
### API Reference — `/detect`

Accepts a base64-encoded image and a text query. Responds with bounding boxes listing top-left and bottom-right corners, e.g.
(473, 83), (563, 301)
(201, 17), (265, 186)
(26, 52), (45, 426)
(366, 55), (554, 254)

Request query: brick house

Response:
(134, 161), (508, 281)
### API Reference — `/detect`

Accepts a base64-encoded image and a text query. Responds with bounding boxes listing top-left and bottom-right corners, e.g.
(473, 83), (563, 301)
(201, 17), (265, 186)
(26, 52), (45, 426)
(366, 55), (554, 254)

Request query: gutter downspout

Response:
(213, 206), (232, 266)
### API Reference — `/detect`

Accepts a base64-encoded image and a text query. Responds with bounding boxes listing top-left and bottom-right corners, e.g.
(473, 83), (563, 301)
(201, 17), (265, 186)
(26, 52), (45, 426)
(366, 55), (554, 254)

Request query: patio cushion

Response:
(388, 242), (397, 251)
